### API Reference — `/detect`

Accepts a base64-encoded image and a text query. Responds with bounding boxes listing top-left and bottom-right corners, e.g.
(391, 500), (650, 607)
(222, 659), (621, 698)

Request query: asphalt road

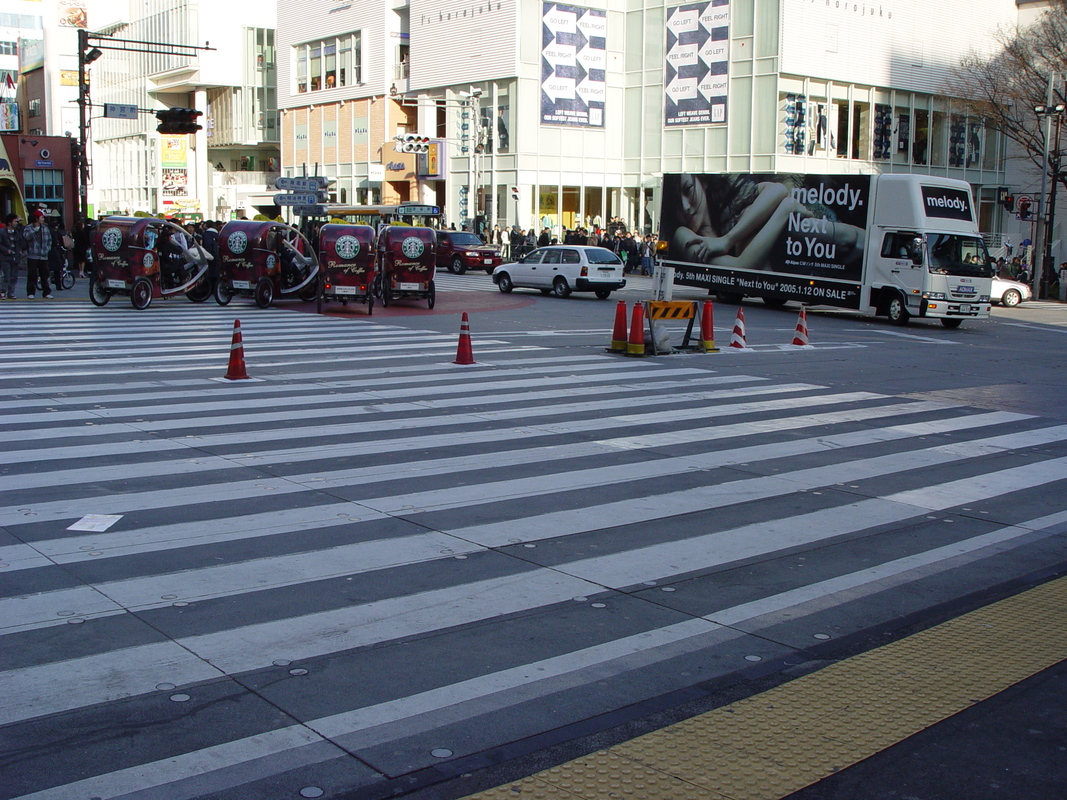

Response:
(1, 275), (1065, 800)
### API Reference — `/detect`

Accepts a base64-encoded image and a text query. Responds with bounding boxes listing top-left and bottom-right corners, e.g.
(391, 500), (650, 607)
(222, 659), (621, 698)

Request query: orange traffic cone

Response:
(626, 302), (646, 356)
(224, 319), (250, 380)
(729, 307), (747, 349)
(608, 300), (628, 352)
(792, 307), (811, 346)
(454, 312), (475, 364)
(700, 300), (718, 352)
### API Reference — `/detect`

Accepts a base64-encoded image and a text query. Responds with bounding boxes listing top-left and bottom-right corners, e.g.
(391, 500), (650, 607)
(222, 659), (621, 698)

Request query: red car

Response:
(436, 230), (502, 275)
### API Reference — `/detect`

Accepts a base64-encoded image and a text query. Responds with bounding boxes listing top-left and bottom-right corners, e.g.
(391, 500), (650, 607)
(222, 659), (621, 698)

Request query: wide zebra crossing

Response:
(2, 305), (1067, 800)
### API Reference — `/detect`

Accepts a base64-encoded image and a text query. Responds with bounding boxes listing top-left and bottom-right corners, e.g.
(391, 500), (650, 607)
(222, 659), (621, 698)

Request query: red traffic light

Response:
(1018, 196), (1032, 219)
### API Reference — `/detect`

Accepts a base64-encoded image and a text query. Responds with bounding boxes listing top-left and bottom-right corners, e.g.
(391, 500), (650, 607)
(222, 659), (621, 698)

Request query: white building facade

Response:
(89, 0), (279, 220)
(278, 0), (1019, 237)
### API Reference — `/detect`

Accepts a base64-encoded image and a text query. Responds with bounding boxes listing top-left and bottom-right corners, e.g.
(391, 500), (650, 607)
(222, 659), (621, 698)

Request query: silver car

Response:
(493, 246), (627, 299)
(991, 276), (1032, 307)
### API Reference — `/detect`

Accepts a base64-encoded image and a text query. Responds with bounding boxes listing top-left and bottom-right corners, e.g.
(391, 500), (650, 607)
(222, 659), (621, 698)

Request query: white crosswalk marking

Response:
(2, 304), (1065, 799)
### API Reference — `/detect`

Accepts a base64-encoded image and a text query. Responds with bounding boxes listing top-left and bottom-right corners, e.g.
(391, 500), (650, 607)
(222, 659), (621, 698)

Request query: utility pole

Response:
(75, 30), (213, 222)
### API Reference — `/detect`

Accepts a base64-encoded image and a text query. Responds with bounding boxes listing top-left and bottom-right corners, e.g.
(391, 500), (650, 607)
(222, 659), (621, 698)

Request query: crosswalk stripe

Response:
(2, 303), (1064, 799)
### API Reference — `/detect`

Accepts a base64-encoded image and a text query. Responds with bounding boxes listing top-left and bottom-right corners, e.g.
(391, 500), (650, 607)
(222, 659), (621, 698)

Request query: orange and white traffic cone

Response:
(700, 300), (718, 352)
(792, 307), (811, 346)
(626, 302), (646, 356)
(729, 307), (747, 349)
(224, 319), (250, 380)
(608, 300), (628, 352)
(454, 312), (475, 365)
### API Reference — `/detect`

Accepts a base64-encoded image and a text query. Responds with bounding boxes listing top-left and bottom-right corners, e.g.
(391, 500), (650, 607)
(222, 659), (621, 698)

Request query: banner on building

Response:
(660, 173), (872, 295)
(664, 0), (729, 127)
(58, 0), (88, 28)
(0, 101), (19, 132)
(540, 2), (606, 128)
(19, 39), (45, 73)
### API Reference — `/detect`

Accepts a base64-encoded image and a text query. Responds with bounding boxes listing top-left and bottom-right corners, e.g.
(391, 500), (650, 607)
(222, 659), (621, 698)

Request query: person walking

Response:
(23, 210), (53, 299)
(73, 219), (91, 278)
(0, 214), (21, 298)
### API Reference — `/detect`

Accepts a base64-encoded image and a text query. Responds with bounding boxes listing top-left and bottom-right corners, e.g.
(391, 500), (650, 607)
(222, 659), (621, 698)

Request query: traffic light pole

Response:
(75, 30), (213, 222)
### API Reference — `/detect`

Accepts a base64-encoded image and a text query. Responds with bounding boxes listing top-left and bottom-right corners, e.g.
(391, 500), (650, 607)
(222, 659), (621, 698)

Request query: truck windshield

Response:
(926, 234), (993, 278)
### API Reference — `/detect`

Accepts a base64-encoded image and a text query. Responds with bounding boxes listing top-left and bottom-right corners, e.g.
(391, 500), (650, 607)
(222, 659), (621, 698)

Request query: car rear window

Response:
(586, 248), (622, 265)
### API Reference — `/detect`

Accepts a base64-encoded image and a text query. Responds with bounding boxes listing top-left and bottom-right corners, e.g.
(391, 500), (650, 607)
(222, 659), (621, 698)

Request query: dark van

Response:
(436, 230), (502, 275)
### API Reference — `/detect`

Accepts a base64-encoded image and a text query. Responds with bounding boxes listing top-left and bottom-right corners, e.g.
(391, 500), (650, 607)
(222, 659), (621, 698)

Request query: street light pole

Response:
(1034, 100), (1066, 298)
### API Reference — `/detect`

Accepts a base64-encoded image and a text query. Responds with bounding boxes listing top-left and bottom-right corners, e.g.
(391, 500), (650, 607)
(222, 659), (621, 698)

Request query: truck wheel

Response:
(718, 291), (743, 305)
(941, 318), (963, 329)
(451, 257), (466, 275)
(886, 294), (910, 326)
(763, 297), (788, 309)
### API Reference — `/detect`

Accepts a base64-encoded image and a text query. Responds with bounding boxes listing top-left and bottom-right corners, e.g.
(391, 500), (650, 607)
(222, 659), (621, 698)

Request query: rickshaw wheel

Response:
(186, 278), (212, 303)
(367, 295), (374, 316)
(214, 280), (233, 306)
(89, 276), (111, 307)
(299, 278), (319, 302)
(131, 277), (153, 310)
(255, 277), (274, 308)
(427, 280), (436, 309)
(316, 290), (323, 314)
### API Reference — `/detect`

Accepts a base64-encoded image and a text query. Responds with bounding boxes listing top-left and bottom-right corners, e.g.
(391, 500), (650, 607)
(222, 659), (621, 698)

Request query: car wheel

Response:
(553, 277), (571, 298)
(594, 289), (612, 299)
(89, 276), (110, 306)
(941, 318), (963, 329)
(497, 272), (513, 293)
(1001, 288), (1022, 307)
(485, 268), (495, 275)
(886, 294), (910, 326)
(131, 277), (153, 310)
(451, 257), (466, 276)
(255, 277), (274, 308)
(214, 279), (233, 306)
(539, 288), (552, 295)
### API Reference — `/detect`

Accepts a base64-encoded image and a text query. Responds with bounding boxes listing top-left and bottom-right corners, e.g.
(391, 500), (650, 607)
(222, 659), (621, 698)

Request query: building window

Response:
(24, 169), (64, 201)
(294, 32), (360, 93)
(0, 40), (17, 56)
(28, 98), (41, 117)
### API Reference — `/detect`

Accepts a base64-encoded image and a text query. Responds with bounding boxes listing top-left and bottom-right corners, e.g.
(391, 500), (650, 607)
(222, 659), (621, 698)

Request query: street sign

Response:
(275, 176), (329, 192)
(294, 205), (328, 216)
(274, 192), (320, 206)
(397, 204), (439, 215)
(104, 103), (138, 120)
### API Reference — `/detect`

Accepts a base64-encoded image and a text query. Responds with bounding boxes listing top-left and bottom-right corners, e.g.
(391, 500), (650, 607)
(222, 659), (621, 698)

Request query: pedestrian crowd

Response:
(0, 210), (89, 300)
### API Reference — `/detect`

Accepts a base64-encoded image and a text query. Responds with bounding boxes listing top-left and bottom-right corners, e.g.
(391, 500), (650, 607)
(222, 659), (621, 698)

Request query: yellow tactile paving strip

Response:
(465, 576), (1067, 800)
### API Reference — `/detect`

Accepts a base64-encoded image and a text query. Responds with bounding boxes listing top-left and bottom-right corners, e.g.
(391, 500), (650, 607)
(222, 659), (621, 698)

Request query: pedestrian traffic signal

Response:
(394, 134), (430, 153)
(156, 107), (203, 135)
(510, 186), (519, 201)
(1018, 196), (1032, 220)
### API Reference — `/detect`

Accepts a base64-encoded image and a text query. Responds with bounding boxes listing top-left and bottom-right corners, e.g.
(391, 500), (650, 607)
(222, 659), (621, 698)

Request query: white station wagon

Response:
(492, 245), (627, 299)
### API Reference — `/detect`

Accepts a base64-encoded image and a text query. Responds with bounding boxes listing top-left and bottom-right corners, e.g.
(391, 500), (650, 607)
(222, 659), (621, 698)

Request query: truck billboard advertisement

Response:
(660, 173), (871, 307)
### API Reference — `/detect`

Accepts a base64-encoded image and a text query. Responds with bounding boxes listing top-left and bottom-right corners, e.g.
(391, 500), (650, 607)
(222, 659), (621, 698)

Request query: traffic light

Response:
(155, 107), (203, 135)
(393, 134), (430, 153)
(998, 188), (1014, 212)
(510, 186), (519, 201)
(1018, 196), (1032, 220)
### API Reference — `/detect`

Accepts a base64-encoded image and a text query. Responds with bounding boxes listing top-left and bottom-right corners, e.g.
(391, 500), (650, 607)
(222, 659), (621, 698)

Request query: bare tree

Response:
(952, 0), (1067, 186)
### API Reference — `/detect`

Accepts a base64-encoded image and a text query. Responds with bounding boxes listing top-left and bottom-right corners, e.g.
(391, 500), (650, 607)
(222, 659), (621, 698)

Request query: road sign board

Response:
(275, 176), (329, 192)
(294, 205), (328, 216)
(104, 103), (139, 120)
(274, 192), (320, 206)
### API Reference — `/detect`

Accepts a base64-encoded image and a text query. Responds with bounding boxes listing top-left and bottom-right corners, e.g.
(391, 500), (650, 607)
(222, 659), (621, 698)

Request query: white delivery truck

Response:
(659, 173), (994, 327)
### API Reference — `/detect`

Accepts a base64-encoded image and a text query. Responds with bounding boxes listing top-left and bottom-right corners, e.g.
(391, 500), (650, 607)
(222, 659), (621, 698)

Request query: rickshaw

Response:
(376, 226), (437, 308)
(214, 220), (319, 308)
(89, 217), (212, 310)
(316, 223), (377, 314)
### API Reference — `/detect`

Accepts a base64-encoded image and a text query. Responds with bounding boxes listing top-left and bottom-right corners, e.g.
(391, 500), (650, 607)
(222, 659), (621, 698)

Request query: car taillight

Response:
(581, 266), (588, 276)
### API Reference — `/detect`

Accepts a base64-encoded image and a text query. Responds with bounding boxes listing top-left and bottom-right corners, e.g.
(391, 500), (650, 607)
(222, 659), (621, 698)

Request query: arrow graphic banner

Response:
(665, 0), (730, 127)
(542, 2), (606, 127)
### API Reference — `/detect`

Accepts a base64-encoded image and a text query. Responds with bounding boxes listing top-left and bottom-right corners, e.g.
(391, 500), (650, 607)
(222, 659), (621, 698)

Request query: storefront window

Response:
(295, 33), (361, 93)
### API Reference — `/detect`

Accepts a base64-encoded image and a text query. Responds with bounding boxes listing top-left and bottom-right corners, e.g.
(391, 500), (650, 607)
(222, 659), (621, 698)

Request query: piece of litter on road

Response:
(66, 514), (123, 532)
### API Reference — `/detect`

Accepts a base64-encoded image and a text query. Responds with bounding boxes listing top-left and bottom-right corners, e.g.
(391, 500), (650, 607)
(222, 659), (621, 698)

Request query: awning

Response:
(0, 135), (26, 220)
